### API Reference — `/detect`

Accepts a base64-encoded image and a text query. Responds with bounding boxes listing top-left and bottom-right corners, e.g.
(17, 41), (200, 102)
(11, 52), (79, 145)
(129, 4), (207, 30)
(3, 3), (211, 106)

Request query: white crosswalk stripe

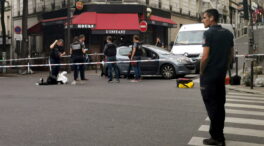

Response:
(188, 92), (264, 146)
(227, 92), (264, 97)
(199, 125), (264, 137)
(227, 98), (264, 104)
(206, 117), (264, 126)
(227, 95), (264, 101)
(188, 137), (264, 146)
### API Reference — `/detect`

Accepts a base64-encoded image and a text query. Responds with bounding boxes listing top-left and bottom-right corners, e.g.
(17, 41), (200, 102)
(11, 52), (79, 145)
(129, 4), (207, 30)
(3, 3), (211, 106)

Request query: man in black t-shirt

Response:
(49, 39), (65, 78)
(200, 9), (234, 146)
(103, 36), (119, 83)
(130, 35), (142, 82)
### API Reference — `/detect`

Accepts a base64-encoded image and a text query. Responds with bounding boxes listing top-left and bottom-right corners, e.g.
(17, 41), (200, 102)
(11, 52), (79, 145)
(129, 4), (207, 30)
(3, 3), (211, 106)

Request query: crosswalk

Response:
(188, 92), (264, 146)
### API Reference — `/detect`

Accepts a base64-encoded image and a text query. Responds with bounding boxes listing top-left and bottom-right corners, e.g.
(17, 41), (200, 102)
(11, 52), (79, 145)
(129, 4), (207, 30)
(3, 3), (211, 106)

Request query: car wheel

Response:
(161, 64), (176, 79)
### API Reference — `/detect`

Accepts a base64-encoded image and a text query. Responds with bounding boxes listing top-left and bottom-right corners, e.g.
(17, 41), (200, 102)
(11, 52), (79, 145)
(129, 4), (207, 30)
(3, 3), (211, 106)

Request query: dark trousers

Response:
(50, 58), (60, 78)
(107, 56), (119, 81)
(132, 56), (141, 80)
(126, 63), (132, 78)
(200, 76), (226, 141)
(72, 57), (85, 80)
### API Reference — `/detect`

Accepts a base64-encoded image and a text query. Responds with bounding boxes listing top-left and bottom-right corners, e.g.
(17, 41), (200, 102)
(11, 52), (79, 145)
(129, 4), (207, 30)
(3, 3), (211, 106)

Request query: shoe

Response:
(130, 79), (139, 83)
(203, 138), (225, 146)
(81, 78), (88, 81)
(108, 79), (113, 83)
(71, 81), (77, 85)
(115, 79), (120, 83)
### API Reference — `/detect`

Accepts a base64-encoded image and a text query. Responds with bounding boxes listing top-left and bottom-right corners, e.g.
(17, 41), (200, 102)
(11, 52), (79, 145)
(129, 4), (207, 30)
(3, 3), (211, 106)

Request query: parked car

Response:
(102, 45), (196, 79)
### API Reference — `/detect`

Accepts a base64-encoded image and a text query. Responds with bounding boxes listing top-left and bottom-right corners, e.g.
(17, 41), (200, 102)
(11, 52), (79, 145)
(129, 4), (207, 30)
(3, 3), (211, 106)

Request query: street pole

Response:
(248, 0), (255, 54)
(66, 0), (71, 51)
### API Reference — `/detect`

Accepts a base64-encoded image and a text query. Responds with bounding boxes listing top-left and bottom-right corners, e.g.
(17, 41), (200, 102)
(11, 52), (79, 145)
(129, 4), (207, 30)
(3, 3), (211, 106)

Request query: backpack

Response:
(176, 78), (194, 88)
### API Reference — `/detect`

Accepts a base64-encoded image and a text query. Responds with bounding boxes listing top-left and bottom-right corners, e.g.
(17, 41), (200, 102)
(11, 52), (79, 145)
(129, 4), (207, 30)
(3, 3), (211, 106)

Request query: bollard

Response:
(250, 60), (254, 89)
(95, 52), (98, 73)
(2, 52), (7, 73)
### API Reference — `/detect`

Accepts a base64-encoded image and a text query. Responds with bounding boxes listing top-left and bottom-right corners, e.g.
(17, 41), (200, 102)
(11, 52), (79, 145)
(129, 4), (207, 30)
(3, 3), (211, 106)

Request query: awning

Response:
(28, 22), (42, 35)
(71, 12), (140, 34)
(71, 12), (96, 29)
(41, 17), (67, 26)
(148, 15), (177, 28)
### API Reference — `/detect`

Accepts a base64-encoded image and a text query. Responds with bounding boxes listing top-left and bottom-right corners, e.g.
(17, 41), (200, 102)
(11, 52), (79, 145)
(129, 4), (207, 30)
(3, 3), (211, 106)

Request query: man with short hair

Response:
(49, 39), (66, 78)
(200, 9), (234, 146)
(104, 36), (120, 83)
(130, 35), (142, 82)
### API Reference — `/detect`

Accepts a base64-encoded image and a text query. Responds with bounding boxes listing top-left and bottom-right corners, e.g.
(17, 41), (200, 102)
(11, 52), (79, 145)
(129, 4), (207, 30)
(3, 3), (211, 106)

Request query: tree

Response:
(0, 0), (7, 53)
(21, 0), (29, 58)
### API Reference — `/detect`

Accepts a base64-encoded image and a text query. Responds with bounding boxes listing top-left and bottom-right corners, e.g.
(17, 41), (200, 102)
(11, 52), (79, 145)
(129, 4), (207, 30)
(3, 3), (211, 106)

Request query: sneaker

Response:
(203, 138), (225, 146)
(71, 81), (77, 85)
(130, 79), (139, 83)
(108, 79), (113, 83)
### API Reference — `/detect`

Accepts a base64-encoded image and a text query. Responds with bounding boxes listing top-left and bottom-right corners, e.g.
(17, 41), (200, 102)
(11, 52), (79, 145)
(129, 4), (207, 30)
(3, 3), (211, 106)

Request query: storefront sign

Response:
(139, 21), (148, 32)
(106, 30), (126, 34)
(77, 24), (95, 29)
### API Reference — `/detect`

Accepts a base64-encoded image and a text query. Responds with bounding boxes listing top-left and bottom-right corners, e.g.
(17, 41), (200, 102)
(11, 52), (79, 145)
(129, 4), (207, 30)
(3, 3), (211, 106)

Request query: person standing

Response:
(155, 37), (164, 48)
(200, 9), (234, 146)
(70, 35), (88, 85)
(103, 36), (120, 83)
(49, 39), (66, 78)
(130, 35), (142, 82)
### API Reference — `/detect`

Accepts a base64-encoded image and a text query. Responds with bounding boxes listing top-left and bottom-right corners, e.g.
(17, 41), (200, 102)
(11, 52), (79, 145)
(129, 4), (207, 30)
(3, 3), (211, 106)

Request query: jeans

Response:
(72, 56), (85, 80)
(200, 76), (226, 141)
(132, 56), (141, 80)
(50, 58), (60, 78)
(107, 56), (119, 81)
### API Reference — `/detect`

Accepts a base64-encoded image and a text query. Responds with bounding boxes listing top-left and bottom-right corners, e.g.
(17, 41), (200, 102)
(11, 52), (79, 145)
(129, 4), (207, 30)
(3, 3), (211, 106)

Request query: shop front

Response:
(28, 4), (176, 56)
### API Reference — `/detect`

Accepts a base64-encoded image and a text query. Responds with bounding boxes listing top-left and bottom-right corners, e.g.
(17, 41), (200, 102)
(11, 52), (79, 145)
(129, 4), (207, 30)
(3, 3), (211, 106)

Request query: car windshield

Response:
(146, 46), (171, 55)
(118, 47), (131, 56)
(175, 30), (205, 45)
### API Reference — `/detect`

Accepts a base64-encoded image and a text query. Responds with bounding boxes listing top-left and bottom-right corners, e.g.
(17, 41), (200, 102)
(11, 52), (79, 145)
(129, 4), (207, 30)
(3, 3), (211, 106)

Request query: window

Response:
(119, 47), (132, 56)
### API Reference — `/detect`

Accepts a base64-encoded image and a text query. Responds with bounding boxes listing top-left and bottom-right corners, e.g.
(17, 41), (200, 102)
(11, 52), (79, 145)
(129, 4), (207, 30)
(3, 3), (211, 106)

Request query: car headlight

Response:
(175, 56), (190, 64)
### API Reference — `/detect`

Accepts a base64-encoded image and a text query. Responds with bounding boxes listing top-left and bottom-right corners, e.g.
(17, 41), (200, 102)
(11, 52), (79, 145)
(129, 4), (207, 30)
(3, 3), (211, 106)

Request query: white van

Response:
(171, 23), (234, 72)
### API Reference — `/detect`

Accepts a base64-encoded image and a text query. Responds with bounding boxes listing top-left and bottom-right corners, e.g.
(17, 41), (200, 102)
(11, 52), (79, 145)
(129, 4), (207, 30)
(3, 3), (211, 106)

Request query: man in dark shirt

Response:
(103, 36), (120, 83)
(200, 9), (234, 146)
(49, 39), (65, 78)
(130, 35), (142, 82)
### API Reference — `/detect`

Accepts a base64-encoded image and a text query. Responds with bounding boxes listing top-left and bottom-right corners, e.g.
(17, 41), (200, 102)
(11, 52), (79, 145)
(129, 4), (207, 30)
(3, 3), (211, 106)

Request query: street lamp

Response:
(66, 0), (75, 51)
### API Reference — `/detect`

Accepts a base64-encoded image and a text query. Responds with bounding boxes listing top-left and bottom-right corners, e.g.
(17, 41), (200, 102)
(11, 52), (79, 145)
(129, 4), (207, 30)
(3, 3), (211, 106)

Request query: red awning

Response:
(96, 13), (139, 30)
(28, 22), (42, 35)
(149, 15), (177, 27)
(71, 12), (140, 34)
(70, 12), (97, 29)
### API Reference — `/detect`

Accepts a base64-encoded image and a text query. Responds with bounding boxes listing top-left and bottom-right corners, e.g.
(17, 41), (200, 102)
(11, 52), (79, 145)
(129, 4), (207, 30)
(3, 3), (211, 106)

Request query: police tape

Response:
(0, 59), (167, 68)
(235, 54), (264, 58)
(0, 53), (105, 62)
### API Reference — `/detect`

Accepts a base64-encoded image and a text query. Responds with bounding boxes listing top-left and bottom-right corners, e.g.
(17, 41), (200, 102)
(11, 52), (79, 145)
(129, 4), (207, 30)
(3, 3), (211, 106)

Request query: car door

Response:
(140, 47), (159, 75)
(116, 46), (131, 75)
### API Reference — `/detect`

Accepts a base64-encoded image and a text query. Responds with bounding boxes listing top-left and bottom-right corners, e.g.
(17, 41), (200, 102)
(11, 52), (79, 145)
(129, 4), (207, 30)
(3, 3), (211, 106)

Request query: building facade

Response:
(12, 0), (237, 58)
(0, 0), (12, 58)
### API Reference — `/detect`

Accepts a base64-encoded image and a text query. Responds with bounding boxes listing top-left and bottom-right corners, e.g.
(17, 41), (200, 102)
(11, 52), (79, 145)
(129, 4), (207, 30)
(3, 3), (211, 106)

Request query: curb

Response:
(226, 85), (264, 95)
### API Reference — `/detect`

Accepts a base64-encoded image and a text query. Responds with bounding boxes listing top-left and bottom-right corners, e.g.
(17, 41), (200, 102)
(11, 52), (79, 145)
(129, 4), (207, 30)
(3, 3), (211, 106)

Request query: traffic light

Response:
(243, 0), (249, 20)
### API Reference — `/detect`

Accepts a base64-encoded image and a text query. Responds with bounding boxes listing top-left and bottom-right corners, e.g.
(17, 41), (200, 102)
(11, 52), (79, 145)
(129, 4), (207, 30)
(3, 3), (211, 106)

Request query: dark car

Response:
(102, 45), (196, 79)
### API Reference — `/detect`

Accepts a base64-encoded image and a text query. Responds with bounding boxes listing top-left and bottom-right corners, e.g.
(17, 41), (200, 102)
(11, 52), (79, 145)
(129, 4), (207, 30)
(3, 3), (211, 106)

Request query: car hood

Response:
(171, 45), (203, 55)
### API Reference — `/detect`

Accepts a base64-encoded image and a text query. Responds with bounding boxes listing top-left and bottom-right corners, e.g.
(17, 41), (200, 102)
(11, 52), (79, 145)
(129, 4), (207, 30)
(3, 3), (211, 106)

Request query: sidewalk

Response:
(226, 73), (264, 95)
(226, 85), (264, 95)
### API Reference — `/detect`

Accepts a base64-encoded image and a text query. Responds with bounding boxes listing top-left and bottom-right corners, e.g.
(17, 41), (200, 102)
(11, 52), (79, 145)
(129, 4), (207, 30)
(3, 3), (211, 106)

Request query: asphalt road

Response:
(0, 73), (206, 146)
